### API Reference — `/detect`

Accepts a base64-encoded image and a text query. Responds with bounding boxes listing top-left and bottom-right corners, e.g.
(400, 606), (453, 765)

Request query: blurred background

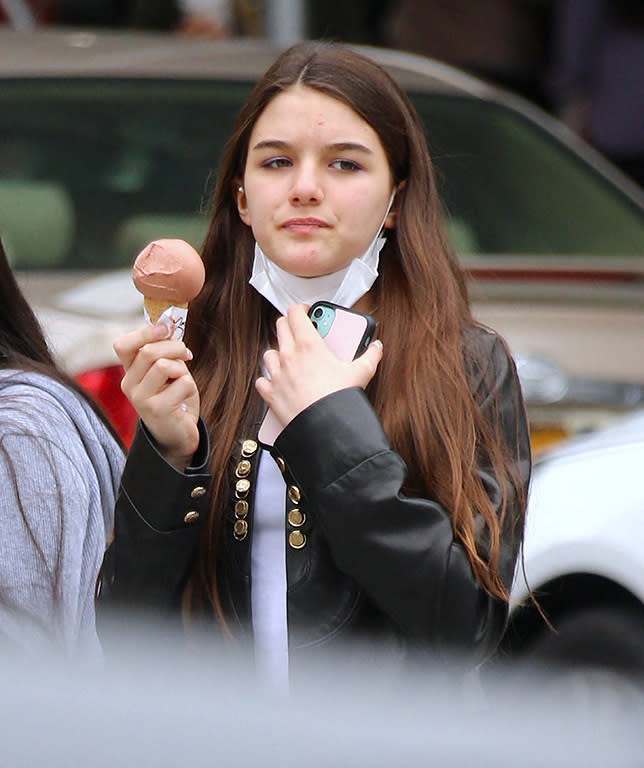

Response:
(2, 0), (643, 189)
(2, 0), (643, 444)
(2, 0), (644, 721)
(0, 1), (642, 170)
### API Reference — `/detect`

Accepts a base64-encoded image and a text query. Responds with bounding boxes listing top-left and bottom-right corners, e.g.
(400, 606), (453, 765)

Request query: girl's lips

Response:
(282, 217), (329, 230)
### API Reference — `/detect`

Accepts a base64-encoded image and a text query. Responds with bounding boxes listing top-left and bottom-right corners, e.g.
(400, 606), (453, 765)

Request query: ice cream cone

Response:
(144, 296), (188, 325)
(133, 239), (205, 338)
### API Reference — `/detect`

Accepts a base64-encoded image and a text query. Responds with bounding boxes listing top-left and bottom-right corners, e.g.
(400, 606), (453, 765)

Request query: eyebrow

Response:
(250, 139), (374, 155)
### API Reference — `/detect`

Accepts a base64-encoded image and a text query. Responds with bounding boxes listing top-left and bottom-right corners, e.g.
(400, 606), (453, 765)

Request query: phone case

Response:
(257, 302), (376, 448)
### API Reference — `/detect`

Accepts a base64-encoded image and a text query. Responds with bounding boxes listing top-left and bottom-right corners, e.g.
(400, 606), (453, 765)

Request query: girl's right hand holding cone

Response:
(114, 323), (200, 471)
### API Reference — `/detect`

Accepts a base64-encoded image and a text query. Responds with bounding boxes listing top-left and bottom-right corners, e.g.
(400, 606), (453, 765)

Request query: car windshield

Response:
(1, 79), (643, 270)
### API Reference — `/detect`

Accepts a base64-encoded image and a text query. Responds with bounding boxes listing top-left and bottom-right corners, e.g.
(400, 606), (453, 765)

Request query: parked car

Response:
(2, 28), (644, 447)
(503, 407), (644, 680)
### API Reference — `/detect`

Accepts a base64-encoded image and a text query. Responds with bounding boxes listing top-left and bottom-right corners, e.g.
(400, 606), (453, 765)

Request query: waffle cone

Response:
(144, 297), (188, 324)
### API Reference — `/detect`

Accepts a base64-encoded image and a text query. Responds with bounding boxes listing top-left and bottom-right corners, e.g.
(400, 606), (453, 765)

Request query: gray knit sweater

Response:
(0, 370), (124, 657)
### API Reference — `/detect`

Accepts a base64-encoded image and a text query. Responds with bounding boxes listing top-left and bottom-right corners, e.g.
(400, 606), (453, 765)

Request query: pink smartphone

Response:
(257, 301), (376, 447)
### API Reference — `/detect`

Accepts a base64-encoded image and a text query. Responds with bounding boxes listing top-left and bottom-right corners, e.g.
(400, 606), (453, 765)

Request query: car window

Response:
(0, 79), (252, 269)
(415, 96), (644, 256)
(1, 81), (643, 271)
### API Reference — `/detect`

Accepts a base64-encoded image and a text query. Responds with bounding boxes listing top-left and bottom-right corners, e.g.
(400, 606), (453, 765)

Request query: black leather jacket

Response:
(99, 327), (531, 667)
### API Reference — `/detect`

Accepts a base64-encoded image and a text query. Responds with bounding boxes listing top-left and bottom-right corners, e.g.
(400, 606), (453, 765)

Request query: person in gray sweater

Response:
(0, 237), (124, 657)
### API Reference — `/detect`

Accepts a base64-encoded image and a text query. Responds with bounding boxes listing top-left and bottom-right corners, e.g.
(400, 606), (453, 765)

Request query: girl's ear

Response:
(235, 182), (251, 226)
(384, 180), (406, 229)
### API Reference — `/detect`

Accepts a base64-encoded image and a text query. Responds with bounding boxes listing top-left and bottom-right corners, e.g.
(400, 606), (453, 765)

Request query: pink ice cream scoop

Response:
(132, 239), (205, 326)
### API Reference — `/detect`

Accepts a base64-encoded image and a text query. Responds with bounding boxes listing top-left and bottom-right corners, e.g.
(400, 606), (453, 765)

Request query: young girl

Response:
(101, 41), (531, 684)
(0, 238), (124, 656)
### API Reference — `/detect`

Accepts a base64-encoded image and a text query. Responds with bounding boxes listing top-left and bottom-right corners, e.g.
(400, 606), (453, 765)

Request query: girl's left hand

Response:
(255, 304), (383, 428)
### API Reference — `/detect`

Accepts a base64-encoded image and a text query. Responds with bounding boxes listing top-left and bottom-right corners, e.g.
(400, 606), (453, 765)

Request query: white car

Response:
(505, 410), (644, 674)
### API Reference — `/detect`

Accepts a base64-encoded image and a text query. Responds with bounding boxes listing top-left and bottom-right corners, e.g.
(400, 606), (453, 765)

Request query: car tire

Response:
(502, 605), (644, 708)
(524, 605), (644, 670)
(514, 605), (644, 712)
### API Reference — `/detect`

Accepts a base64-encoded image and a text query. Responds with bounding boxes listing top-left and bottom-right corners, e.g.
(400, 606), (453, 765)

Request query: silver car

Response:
(2, 28), (644, 446)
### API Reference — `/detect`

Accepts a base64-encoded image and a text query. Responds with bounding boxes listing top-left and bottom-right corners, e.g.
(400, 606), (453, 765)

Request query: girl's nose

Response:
(288, 166), (323, 205)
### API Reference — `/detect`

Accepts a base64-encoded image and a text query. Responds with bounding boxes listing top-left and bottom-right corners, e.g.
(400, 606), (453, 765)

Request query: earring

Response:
(238, 186), (244, 193)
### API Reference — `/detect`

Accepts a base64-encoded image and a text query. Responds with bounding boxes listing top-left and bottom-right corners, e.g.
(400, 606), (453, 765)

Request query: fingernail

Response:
(372, 339), (383, 349)
(185, 347), (193, 360)
(154, 323), (170, 339)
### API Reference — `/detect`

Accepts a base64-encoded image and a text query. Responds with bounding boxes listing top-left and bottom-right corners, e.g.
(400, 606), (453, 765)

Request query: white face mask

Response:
(249, 189), (396, 315)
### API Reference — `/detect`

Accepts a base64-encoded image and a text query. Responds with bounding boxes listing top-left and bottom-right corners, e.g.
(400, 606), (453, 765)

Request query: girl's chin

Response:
(267, 246), (354, 278)
(278, 256), (356, 278)
(270, 257), (329, 278)
(286, 266), (338, 279)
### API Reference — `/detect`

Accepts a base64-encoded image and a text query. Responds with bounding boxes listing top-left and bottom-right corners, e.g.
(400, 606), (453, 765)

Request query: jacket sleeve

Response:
(98, 419), (212, 618)
(273, 332), (531, 660)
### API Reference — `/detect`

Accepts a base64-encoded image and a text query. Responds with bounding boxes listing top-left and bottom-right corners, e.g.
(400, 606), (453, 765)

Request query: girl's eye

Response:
(264, 157), (291, 169)
(331, 159), (360, 172)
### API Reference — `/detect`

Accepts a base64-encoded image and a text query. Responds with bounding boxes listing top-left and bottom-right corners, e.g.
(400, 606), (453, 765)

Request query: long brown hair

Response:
(184, 41), (528, 618)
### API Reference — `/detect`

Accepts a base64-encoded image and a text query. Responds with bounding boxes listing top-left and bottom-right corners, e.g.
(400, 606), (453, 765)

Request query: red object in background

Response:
(75, 365), (137, 446)
(0, 1), (59, 24)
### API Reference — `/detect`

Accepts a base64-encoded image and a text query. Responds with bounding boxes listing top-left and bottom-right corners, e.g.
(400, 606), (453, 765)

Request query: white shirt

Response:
(251, 449), (289, 692)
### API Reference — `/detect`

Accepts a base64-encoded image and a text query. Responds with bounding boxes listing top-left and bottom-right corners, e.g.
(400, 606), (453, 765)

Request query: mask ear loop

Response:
(367, 188), (397, 256)
(379, 188), (396, 235)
